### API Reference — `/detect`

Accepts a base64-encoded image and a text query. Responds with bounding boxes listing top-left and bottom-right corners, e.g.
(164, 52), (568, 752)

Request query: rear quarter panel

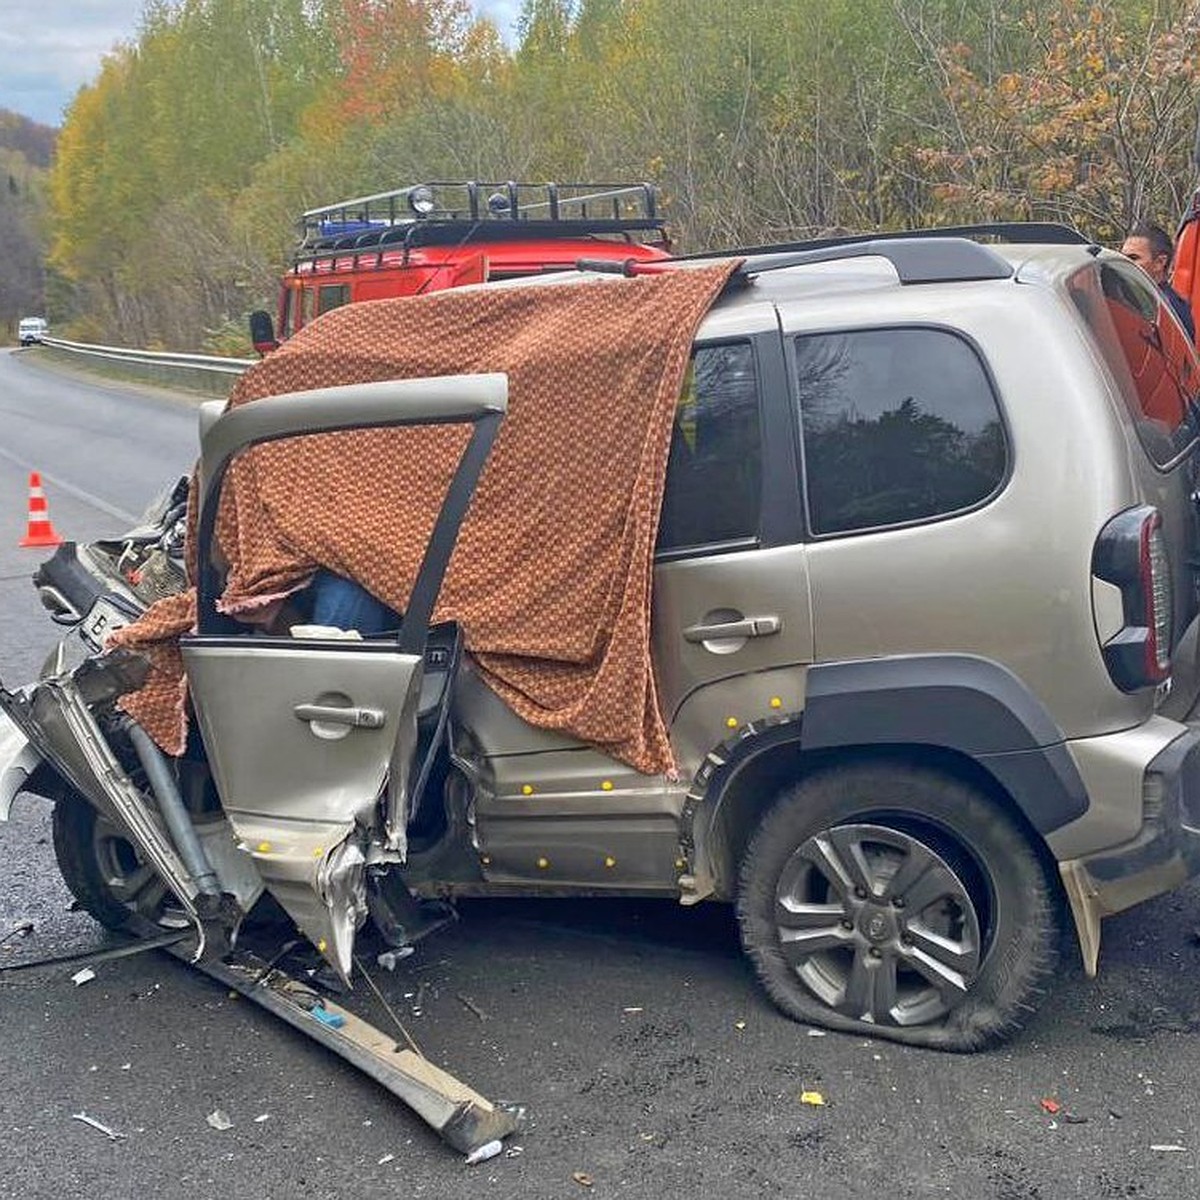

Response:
(776, 277), (1155, 741)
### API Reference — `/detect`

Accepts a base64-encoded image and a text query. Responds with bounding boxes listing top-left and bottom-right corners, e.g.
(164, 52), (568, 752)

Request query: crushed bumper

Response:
(1060, 724), (1200, 975)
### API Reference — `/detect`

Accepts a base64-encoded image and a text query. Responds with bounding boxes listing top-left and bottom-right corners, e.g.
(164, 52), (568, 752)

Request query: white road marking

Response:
(0, 442), (140, 524)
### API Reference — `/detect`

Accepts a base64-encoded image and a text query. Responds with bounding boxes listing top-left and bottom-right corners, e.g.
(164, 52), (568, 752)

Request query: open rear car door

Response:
(182, 373), (505, 981)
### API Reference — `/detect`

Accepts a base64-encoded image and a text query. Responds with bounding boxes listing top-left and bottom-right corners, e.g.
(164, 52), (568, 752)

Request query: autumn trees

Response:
(0, 111), (53, 336)
(901, 1), (1200, 235)
(42, 0), (1200, 350)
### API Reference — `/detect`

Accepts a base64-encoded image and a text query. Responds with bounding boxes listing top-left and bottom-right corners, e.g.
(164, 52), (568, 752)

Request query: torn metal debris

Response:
(71, 1112), (125, 1141)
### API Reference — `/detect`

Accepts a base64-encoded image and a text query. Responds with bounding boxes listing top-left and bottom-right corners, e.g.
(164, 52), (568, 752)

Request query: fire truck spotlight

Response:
(408, 185), (435, 216)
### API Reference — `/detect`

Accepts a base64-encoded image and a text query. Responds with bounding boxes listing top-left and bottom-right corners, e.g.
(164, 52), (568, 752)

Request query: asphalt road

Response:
(2, 347), (1200, 1199)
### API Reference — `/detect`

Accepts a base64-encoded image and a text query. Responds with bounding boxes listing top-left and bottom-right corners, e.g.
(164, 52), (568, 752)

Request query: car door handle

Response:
(293, 703), (387, 729)
(683, 615), (782, 643)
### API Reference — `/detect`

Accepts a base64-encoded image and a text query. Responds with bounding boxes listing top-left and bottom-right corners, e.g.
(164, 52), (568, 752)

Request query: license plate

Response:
(80, 596), (134, 652)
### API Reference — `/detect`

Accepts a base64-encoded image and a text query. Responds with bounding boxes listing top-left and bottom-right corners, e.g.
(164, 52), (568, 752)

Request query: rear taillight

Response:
(1092, 505), (1173, 691)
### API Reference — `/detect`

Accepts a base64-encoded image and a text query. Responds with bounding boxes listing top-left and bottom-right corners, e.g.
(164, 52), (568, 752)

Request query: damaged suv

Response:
(5, 224), (1200, 1074)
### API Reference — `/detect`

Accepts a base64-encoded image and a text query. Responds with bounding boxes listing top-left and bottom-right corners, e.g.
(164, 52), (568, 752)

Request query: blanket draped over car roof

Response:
(112, 260), (739, 775)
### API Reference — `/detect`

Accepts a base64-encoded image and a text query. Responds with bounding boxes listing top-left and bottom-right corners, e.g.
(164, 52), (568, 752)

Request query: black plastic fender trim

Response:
(798, 655), (1089, 834)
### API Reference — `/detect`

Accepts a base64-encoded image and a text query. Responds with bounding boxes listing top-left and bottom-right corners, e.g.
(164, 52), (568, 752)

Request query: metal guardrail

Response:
(36, 336), (255, 399)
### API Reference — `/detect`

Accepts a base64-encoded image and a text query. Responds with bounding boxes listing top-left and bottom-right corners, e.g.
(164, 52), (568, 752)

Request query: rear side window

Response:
(1068, 261), (1200, 468)
(658, 341), (762, 553)
(795, 328), (1008, 536)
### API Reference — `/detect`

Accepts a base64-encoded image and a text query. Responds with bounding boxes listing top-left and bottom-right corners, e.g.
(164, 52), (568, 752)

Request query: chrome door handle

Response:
(293, 703), (387, 729)
(683, 615), (782, 643)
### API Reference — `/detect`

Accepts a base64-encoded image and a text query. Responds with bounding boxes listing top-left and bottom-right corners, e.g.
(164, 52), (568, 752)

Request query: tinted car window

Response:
(658, 342), (761, 553)
(1068, 261), (1200, 468)
(795, 328), (1007, 535)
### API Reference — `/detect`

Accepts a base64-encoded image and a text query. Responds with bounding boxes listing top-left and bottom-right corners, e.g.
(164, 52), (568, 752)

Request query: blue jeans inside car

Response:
(309, 570), (399, 635)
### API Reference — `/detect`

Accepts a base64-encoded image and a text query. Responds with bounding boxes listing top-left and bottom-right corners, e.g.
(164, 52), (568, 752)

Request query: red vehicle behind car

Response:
(1173, 189), (1200, 342)
(251, 180), (672, 353)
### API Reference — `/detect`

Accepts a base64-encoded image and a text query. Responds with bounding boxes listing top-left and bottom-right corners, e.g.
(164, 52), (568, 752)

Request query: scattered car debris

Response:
(376, 948), (414, 971)
(311, 1005), (346, 1030)
(71, 967), (96, 987)
(572, 1171), (595, 1187)
(457, 993), (488, 1021)
(176, 943), (522, 1156)
(306, 964), (350, 995)
(505, 1145), (524, 1159)
(353, 956), (423, 1054)
(0, 919), (34, 945)
(71, 1112), (124, 1141)
(206, 1110), (233, 1131)
(1039, 1098), (1062, 1115)
(465, 1139), (503, 1165)
(800, 1091), (827, 1107)
(0, 930), (189, 978)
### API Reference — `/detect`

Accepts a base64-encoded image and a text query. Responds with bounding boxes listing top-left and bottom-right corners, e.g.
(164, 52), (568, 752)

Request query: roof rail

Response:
(740, 237), (1015, 284)
(682, 222), (1093, 285)
(706, 222), (1090, 259)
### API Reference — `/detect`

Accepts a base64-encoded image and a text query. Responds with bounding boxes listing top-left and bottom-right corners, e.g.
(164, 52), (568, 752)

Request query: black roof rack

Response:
(296, 180), (666, 259)
(685, 222), (1093, 286)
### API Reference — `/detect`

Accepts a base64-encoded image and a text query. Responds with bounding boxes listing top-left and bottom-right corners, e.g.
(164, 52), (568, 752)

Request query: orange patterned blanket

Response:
(113, 261), (738, 774)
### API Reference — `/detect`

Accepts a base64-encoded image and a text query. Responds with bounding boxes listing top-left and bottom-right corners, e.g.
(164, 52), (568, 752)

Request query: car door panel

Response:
(184, 374), (506, 978)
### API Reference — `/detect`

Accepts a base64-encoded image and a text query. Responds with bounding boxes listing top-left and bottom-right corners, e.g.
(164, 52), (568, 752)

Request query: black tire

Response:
(52, 790), (181, 932)
(736, 761), (1058, 1051)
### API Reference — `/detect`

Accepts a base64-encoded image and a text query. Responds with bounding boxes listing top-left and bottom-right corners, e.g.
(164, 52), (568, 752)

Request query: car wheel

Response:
(736, 761), (1058, 1051)
(52, 789), (186, 932)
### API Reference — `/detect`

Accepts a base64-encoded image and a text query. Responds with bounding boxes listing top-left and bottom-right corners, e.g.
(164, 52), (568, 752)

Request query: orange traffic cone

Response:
(18, 471), (63, 548)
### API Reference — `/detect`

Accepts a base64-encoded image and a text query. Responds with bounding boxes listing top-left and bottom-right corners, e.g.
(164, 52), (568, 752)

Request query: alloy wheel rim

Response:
(773, 822), (983, 1027)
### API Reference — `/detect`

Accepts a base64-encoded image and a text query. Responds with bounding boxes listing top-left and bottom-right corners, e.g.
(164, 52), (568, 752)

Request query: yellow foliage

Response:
(41, 0), (1200, 345)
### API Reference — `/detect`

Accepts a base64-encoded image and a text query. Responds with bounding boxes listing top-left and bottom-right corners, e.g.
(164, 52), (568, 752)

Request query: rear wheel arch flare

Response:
(697, 731), (1061, 904)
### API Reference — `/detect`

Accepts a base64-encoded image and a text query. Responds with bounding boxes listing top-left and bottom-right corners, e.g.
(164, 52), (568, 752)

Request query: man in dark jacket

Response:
(1121, 221), (1195, 340)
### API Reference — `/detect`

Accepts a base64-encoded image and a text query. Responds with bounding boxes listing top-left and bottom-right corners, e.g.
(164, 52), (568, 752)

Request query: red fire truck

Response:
(251, 180), (671, 353)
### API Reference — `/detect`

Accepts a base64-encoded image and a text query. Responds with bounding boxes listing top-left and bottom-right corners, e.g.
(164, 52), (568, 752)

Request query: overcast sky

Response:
(0, 0), (520, 128)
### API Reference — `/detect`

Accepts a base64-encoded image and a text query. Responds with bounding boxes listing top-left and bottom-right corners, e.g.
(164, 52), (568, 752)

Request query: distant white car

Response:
(18, 317), (47, 346)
